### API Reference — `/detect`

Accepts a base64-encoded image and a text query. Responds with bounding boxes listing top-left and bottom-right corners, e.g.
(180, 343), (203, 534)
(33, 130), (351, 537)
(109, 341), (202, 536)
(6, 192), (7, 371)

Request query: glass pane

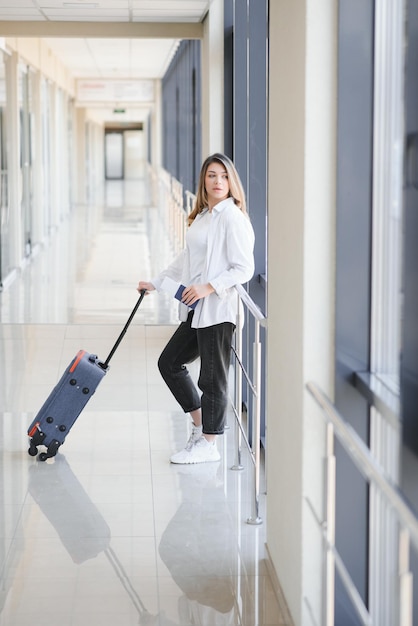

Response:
(371, 0), (404, 393)
(105, 132), (123, 179)
(0, 52), (8, 284)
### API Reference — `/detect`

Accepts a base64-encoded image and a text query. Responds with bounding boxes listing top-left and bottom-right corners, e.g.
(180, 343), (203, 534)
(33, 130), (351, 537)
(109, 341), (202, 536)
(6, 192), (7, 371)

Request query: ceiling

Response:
(45, 37), (180, 80)
(0, 0), (210, 23)
(0, 0), (211, 122)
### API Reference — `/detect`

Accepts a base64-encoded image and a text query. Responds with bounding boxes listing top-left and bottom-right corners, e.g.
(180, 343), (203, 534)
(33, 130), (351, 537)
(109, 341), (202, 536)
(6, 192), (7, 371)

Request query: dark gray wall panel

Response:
(228, 0), (268, 305)
(402, 0), (418, 460)
(224, 0), (268, 437)
(223, 0), (233, 159)
(248, 0), (268, 309)
(401, 0), (418, 621)
(335, 0), (374, 622)
(232, 0), (249, 193)
(162, 40), (201, 196)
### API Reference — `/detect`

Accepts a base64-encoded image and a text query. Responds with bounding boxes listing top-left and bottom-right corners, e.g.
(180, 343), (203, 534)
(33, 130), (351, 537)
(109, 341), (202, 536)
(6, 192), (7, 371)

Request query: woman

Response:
(137, 153), (255, 464)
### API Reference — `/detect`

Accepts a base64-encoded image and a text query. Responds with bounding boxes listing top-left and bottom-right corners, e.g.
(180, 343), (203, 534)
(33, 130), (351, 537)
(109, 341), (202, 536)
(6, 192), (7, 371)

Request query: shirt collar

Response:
(207, 197), (234, 214)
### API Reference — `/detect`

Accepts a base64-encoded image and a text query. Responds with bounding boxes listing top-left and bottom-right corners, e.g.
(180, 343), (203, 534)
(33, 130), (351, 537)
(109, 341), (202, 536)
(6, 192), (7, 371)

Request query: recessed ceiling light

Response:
(63, 3), (99, 8)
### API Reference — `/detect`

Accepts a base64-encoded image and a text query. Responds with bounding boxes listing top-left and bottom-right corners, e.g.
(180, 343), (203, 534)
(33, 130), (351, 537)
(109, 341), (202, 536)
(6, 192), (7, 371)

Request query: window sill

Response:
(354, 371), (400, 431)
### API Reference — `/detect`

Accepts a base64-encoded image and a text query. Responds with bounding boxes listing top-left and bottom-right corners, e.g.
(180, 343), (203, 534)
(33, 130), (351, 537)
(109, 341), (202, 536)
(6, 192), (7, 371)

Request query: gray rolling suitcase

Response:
(27, 290), (146, 461)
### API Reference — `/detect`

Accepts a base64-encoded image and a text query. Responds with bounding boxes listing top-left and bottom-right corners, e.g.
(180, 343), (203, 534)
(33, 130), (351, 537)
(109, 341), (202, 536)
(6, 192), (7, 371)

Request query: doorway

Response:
(105, 131), (124, 180)
(104, 124), (145, 181)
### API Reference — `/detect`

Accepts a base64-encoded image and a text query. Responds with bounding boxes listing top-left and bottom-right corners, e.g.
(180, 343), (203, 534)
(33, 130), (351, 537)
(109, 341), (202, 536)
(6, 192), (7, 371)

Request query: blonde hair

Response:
(188, 153), (247, 225)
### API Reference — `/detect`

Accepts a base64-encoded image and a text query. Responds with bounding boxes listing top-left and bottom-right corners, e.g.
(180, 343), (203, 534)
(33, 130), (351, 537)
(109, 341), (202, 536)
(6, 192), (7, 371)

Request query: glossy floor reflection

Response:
(0, 181), (288, 625)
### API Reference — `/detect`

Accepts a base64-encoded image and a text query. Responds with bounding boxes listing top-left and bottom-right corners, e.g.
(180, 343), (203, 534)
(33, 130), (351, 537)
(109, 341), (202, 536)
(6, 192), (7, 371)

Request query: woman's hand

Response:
(181, 283), (215, 306)
(137, 281), (155, 294)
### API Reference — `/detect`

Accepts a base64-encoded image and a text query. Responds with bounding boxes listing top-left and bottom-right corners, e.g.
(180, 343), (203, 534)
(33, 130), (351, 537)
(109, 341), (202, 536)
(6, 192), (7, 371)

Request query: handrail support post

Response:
(247, 319), (263, 525)
(231, 302), (244, 471)
(399, 528), (413, 626)
(324, 422), (336, 626)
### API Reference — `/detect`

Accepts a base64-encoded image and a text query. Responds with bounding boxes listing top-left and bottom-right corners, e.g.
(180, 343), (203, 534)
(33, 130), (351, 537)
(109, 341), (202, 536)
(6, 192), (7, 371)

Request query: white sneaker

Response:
(185, 423), (203, 450)
(170, 435), (221, 464)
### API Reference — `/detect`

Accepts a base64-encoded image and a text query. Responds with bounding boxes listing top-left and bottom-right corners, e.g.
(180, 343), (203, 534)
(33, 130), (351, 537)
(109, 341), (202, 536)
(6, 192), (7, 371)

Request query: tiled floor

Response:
(0, 180), (287, 625)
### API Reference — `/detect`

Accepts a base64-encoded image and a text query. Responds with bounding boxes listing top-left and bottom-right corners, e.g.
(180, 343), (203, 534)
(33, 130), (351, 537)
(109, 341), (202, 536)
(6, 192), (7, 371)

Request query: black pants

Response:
(158, 312), (235, 435)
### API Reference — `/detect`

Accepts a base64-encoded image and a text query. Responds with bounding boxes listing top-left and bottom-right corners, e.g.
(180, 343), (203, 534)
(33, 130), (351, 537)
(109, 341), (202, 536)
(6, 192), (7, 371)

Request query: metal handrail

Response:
(232, 284), (266, 524)
(235, 283), (267, 326)
(306, 381), (418, 546)
(306, 380), (416, 626)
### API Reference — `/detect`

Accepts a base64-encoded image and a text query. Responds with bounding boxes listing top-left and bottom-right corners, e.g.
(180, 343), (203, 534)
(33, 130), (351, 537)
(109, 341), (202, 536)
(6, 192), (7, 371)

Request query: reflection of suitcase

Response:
(28, 454), (111, 563)
(28, 455), (157, 622)
(27, 290), (146, 461)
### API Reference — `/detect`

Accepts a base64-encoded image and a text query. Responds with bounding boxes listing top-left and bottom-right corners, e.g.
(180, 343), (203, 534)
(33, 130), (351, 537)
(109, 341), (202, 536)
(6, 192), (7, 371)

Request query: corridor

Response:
(0, 180), (287, 626)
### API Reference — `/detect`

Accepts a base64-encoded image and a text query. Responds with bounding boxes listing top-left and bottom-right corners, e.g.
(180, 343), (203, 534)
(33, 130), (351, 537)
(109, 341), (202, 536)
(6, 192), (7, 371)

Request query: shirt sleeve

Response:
(209, 211), (255, 298)
(151, 249), (187, 291)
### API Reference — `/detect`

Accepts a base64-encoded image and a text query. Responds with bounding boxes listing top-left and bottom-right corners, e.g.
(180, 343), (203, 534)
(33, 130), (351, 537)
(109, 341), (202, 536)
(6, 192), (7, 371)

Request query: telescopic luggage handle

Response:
(103, 290), (146, 368)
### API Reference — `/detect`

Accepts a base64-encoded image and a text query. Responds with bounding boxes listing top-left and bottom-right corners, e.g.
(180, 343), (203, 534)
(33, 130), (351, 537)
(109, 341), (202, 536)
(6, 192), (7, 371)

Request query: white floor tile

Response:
(0, 180), (288, 626)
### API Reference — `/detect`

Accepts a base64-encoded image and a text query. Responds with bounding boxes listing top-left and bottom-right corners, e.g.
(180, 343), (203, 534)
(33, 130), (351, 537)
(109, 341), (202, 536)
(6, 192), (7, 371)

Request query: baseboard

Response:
(265, 543), (295, 626)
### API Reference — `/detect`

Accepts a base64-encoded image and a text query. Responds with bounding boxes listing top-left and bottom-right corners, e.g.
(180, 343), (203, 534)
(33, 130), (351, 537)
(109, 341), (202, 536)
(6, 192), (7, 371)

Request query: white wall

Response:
(266, 1), (337, 624)
(5, 37), (75, 95)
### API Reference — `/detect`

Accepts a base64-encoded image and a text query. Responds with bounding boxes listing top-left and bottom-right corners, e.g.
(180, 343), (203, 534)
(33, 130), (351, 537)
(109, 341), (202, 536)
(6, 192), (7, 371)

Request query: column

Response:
(266, 1), (338, 624)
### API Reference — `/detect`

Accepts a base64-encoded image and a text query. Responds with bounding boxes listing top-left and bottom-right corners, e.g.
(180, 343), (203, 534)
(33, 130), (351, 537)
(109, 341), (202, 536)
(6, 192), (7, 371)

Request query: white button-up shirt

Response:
(152, 197), (255, 328)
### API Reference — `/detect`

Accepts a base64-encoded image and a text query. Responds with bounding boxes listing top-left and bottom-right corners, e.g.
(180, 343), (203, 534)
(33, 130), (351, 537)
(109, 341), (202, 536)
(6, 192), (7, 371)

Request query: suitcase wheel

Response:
(38, 439), (61, 462)
(27, 428), (46, 456)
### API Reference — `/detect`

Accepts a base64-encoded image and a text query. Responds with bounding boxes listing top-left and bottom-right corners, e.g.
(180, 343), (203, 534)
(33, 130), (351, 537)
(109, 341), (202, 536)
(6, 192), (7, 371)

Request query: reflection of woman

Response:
(158, 465), (238, 624)
(138, 153), (255, 464)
